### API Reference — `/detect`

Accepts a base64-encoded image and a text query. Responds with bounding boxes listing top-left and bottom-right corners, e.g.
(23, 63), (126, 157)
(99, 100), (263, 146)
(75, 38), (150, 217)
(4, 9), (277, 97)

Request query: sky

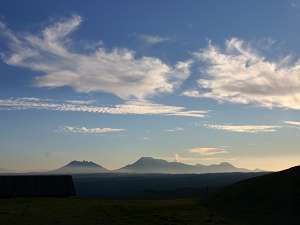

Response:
(0, 0), (300, 171)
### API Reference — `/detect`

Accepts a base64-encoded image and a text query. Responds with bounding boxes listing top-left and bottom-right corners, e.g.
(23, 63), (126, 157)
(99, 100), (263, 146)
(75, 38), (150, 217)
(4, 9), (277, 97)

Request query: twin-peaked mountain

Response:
(53, 160), (109, 174)
(52, 157), (256, 174)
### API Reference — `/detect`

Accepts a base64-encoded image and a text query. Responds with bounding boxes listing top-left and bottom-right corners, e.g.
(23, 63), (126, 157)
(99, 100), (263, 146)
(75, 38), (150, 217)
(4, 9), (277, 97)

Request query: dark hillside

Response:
(0, 175), (76, 197)
(72, 172), (265, 198)
(210, 166), (300, 225)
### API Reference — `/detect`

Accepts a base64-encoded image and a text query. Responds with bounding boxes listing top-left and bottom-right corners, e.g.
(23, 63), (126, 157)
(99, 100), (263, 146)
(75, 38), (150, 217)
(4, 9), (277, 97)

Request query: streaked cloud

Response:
(0, 16), (190, 100)
(165, 127), (184, 132)
(63, 126), (125, 134)
(139, 34), (170, 45)
(0, 97), (208, 117)
(185, 37), (300, 110)
(284, 120), (300, 128)
(168, 153), (236, 164)
(64, 100), (95, 105)
(188, 147), (228, 155)
(205, 124), (280, 133)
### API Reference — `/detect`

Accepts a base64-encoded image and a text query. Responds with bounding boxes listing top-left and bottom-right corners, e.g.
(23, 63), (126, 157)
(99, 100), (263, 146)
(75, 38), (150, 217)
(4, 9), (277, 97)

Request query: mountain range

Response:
(50, 157), (260, 174)
(117, 157), (253, 174)
(0, 168), (13, 173)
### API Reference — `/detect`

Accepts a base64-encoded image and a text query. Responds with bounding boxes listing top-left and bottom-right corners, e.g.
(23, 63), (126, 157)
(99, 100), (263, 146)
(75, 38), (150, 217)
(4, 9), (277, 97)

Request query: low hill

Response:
(210, 165), (300, 225)
(0, 168), (14, 174)
(0, 175), (75, 197)
(72, 172), (265, 198)
(116, 157), (253, 174)
(52, 160), (109, 174)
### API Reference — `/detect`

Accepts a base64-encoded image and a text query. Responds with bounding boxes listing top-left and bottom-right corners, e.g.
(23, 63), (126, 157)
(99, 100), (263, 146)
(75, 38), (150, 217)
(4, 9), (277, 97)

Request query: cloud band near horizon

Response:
(0, 97), (208, 117)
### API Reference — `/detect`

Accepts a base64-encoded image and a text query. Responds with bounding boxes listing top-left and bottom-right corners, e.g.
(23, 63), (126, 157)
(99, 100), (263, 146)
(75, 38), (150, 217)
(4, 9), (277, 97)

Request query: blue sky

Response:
(0, 0), (300, 171)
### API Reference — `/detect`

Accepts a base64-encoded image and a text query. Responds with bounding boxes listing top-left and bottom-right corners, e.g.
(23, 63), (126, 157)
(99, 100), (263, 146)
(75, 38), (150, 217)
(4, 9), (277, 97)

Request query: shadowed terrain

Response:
(210, 166), (300, 225)
(0, 198), (238, 225)
(72, 172), (265, 198)
(0, 175), (75, 197)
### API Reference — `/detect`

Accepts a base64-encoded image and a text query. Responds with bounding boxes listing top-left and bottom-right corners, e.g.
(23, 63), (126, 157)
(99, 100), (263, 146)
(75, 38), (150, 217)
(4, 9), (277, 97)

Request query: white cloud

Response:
(205, 124), (280, 133)
(0, 16), (190, 100)
(188, 147), (228, 155)
(187, 38), (300, 110)
(0, 97), (207, 117)
(284, 120), (300, 129)
(139, 34), (170, 45)
(165, 127), (184, 132)
(63, 126), (125, 134)
(284, 120), (300, 126)
(182, 90), (202, 98)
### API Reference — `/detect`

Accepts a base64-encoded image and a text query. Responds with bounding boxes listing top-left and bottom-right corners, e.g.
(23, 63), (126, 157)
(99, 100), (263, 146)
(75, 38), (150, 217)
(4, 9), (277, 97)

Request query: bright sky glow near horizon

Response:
(0, 0), (300, 172)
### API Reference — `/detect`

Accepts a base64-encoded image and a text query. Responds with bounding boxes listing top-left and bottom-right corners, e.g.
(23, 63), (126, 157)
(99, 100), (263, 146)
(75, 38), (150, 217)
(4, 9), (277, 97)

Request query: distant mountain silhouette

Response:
(211, 165), (300, 225)
(116, 157), (253, 174)
(0, 168), (13, 174)
(53, 160), (109, 174)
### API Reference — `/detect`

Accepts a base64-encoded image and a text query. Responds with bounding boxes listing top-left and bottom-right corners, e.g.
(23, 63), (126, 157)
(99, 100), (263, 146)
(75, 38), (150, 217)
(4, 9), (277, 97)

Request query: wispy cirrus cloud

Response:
(0, 15), (190, 100)
(183, 38), (300, 110)
(290, 0), (300, 8)
(205, 124), (281, 133)
(139, 34), (170, 45)
(188, 147), (228, 155)
(0, 97), (207, 117)
(63, 126), (125, 134)
(168, 153), (236, 164)
(64, 100), (95, 105)
(165, 127), (184, 132)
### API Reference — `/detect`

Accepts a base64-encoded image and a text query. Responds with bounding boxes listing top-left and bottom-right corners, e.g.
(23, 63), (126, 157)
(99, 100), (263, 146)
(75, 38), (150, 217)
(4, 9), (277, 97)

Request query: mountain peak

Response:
(136, 157), (166, 163)
(52, 160), (108, 174)
(137, 156), (155, 161)
(66, 160), (101, 168)
(218, 162), (234, 167)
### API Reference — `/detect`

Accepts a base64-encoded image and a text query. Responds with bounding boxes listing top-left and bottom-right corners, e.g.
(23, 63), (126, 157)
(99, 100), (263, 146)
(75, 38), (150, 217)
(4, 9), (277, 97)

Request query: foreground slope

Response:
(0, 198), (238, 225)
(211, 165), (300, 225)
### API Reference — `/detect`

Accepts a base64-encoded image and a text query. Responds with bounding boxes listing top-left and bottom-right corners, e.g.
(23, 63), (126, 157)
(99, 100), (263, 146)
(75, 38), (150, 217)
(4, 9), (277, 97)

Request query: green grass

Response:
(0, 198), (240, 225)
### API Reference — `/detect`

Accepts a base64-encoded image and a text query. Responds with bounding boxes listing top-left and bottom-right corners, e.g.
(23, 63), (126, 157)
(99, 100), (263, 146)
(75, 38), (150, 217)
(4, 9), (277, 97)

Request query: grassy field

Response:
(0, 198), (240, 225)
